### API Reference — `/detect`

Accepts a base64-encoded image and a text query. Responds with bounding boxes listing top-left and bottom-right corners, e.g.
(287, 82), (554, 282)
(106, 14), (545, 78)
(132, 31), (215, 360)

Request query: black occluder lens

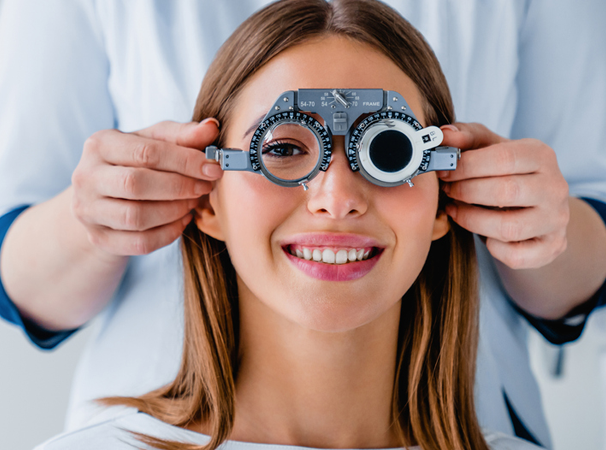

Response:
(369, 130), (412, 173)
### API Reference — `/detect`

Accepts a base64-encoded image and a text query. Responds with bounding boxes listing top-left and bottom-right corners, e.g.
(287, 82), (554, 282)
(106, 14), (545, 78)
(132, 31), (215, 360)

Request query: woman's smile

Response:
(281, 232), (385, 281)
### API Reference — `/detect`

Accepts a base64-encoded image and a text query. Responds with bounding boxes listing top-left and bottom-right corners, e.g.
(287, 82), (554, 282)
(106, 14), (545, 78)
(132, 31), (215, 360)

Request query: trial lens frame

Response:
(205, 89), (460, 189)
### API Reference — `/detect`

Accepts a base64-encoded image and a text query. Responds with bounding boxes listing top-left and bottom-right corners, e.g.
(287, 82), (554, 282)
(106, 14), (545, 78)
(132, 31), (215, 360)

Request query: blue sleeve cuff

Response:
(0, 205), (78, 349)
(517, 197), (606, 345)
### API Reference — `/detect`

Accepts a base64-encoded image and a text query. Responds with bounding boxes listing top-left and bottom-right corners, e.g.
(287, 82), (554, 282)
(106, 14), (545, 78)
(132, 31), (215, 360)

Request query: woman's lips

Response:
(283, 248), (382, 281)
(280, 234), (384, 281)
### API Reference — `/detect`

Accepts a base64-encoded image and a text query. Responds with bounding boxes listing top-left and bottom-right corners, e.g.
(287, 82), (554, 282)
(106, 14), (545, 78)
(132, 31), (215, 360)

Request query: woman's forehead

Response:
(227, 35), (426, 143)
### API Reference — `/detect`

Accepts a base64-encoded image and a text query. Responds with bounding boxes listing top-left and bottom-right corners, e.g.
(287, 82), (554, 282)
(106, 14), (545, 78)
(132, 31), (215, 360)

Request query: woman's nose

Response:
(306, 137), (369, 219)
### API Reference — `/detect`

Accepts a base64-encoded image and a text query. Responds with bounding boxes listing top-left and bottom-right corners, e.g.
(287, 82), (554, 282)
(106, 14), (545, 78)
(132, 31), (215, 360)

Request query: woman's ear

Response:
(431, 210), (450, 241)
(194, 193), (225, 241)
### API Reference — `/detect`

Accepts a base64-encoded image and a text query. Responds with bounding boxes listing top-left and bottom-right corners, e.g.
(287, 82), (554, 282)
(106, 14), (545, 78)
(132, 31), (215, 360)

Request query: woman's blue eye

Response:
(262, 141), (304, 157)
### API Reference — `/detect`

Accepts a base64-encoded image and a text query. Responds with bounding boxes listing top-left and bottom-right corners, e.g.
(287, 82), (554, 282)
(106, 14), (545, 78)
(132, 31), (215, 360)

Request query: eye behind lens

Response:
(262, 141), (304, 158)
(253, 112), (330, 187)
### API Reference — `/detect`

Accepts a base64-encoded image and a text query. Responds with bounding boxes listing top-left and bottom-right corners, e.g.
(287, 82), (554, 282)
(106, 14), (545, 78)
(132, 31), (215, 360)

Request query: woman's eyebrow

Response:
(243, 114), (266, 139)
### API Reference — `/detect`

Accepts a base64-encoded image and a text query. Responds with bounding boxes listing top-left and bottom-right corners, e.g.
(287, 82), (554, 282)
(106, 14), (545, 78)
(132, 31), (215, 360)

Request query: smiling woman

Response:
(35, 1), (539, 450)
(113, 0), (481, 447)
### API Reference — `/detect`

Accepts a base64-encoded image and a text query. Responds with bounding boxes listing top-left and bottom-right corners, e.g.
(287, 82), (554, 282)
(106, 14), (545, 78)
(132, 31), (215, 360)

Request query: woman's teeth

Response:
(290, 247), (372, 264)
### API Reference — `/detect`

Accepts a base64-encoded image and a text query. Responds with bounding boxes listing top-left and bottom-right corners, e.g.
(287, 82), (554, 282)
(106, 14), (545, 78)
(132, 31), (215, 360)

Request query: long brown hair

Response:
(103, 1), (485, 449)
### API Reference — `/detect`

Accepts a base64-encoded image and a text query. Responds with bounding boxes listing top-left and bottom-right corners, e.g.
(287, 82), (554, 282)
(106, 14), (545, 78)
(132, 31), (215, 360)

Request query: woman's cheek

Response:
(387, 181), (438, 218)
(220, 171), (295, 256)
(377, 179), (440, 250)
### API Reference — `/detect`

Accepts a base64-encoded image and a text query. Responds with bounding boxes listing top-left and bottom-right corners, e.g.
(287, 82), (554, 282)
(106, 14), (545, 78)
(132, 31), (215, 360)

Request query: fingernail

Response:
(200, 117), (220, 129)
(441, 183), (451, 194)
(202, 163), (223, 178)
(437, 171), (449, 179)
(441, 124), (460, 133)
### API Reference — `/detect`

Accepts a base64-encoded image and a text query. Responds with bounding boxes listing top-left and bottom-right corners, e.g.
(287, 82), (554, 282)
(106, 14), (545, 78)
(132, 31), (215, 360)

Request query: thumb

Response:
(134, 118), (220, 150)
(440, 122), (507, 151)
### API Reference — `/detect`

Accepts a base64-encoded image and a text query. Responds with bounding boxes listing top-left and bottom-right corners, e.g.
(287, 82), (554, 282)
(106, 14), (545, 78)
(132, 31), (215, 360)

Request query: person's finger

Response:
(440, 122), (507, 151)
(485, 233), (567, 270)
(134, 118), (220, 149)
(439, 139), (548, 182)
(94, 165), (213, 201)
(89, 129), (222, 181)
(445, 201), (561, 242)
(444, 174), (547, 208)
(80, 197), (199, 231)
(86, 213), (193, 256)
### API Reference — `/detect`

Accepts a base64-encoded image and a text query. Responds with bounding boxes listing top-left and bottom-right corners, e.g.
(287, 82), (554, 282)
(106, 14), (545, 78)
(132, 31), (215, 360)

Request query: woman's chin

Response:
(237, 267), (408, 334)
(284, 295), (400, 334)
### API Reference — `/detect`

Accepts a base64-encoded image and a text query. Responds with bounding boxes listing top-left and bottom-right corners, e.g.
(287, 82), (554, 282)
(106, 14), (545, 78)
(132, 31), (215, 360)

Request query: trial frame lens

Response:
(252, 113), (331, 188)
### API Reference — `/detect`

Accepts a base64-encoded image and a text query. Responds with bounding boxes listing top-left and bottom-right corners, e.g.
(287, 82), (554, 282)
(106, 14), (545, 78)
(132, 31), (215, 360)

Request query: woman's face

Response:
(196, 35), (449, 332)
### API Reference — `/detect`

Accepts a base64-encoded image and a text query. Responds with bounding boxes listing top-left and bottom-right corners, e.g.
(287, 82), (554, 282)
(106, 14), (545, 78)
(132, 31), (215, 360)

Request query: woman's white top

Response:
(1, 0), (606, 447)
(34, 408), (542, 450)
